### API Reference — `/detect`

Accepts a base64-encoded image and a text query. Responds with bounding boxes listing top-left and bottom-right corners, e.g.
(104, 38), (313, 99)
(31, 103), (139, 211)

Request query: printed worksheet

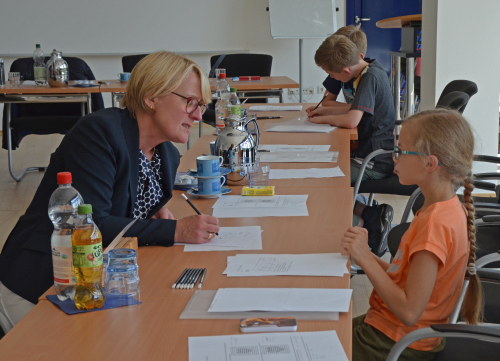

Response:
(266, 117), (336, 133)
(259, 151), (339, 163)
(188, 330), (348, 361)
(269, 167), (345, 179)
(258, 144), (331, 152)
(249, 105), (303, 111)
(212, 195), (309, 218)
(176, 226), (262, 248)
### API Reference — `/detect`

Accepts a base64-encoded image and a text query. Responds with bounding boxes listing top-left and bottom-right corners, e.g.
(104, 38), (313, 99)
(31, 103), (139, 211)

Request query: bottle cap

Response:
(230, 87), (237, 92)
(78, 204), (92, 215)
(36, 44), (41, 48)
(57, 172), (72, 184)
(219, 74), (226, 79)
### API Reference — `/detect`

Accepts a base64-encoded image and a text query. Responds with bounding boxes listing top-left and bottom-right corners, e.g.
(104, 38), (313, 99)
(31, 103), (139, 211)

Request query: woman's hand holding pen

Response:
(341, 227), (373, 267)
(174, 215), (220, 244)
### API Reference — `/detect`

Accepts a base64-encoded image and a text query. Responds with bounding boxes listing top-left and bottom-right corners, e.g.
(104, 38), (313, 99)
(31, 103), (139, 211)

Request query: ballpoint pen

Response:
(181, 193), (219, 236)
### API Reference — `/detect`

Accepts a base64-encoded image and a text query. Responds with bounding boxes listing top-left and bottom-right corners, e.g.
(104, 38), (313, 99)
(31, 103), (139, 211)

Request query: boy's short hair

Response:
(314, 35), (360, 73)
(333, 25), (367, 55)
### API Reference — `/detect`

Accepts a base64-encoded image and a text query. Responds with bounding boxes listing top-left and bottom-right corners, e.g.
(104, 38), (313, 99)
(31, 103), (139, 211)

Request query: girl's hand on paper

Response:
(341, 227), (372, 266)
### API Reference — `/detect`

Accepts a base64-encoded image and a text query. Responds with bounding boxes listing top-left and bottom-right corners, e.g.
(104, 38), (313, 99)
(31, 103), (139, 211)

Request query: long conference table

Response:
(0, 105), (357, 360)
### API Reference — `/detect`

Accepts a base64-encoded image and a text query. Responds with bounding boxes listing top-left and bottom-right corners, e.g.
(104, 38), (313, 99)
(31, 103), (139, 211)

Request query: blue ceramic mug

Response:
(196, 155), (223, 177)
(118, 72), (131, 81)
(198, 176), (225, 195)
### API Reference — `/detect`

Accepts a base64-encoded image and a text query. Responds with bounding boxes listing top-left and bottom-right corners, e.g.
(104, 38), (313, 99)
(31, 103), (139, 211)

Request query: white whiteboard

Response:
(0, 0), (247, 56)
(269, 0), (337, 39)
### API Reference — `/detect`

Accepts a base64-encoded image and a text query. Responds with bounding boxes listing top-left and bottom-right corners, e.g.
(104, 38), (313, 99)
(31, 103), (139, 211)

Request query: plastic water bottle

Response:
(228, 87), (241, 116)
(214, 72), (230, 99)
(215, 87), (230, 132)
(33, 44), (47, 86)
(72, 204), (105, 310)
(48, 172), (83, 301)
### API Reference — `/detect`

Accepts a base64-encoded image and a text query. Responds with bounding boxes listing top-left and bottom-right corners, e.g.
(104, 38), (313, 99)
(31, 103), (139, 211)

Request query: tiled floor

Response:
(0, 126), (412, 319)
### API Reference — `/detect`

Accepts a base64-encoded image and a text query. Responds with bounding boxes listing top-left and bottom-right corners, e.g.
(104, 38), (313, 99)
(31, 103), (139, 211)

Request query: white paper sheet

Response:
(249, 105), (303, 111)
(176, 226), (262, 248)
(188, 330), (348, 361)
(259, 151), (339, 163)
(266, 117), (336, 133)
(212, 195), (309, 218)
(258, 144), (331, 152)
(269, 167), (345, 179)
(223, 253), (349, 277)
(208, 288), (352, 313)
(183, 236), (263, 252)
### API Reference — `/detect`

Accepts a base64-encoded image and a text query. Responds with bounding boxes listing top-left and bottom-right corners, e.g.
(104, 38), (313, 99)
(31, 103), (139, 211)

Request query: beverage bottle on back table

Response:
(72, 204), (105, 310)
(228, 87), (241, 116)
(48, 172), (83, 301)
(33, 44), (47, 86)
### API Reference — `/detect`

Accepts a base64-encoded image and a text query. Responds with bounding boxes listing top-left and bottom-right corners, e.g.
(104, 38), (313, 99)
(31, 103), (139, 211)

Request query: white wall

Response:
(421, 0), (500, 173)
(0, 0), (346, 129)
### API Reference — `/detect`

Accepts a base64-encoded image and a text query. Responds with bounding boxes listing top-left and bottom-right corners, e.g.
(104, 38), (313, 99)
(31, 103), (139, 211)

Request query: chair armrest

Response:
(474, 173), (500, 181)
(476, 251), (500, 268)
(352, 149), (393, 206)
(386, 325), (500, 361)
(474, 155), (500, 164)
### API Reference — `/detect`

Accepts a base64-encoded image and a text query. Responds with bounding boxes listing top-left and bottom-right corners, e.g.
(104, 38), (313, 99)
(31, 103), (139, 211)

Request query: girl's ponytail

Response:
(461, 176), (483, 324)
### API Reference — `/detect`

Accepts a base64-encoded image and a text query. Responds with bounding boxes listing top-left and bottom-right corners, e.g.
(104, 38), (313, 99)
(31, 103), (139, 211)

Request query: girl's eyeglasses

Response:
(171, 92), (207, 115)
(393, 147), (442, 166)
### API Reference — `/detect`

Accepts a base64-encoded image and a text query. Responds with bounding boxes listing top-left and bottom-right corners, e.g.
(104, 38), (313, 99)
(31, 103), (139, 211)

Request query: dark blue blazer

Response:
(0, 108), (180, 304)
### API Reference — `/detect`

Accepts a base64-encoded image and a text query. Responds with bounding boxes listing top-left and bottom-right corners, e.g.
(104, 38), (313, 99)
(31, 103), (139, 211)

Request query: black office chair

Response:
(387, 266), (500, 361)
(122, 54), (149, 73)
(436, 80), (478, 114)
(1, 57), (105, 181)
(436, 91), (469, 111)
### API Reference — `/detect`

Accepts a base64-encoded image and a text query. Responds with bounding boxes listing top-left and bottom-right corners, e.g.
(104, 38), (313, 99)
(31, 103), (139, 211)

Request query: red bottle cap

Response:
(219, 73), (226, 79)
(57, 172), (72, 184)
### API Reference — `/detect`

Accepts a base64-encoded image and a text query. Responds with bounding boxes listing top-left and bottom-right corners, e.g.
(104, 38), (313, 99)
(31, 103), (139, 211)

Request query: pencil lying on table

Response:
(172, 268), (189, 288)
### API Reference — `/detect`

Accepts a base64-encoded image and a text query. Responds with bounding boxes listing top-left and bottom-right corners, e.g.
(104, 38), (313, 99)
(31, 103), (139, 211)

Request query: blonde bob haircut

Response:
(121, 51), (211, 118)
(315, 35), (360, 73)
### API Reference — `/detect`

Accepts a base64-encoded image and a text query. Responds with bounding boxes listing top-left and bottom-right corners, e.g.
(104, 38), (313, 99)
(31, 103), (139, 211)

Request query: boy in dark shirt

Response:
(307, 35), (396, 257)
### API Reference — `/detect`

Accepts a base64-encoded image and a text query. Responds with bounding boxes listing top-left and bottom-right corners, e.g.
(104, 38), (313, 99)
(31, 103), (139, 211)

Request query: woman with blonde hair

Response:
(0, 51), (219, 331)
(342, 109), (482, 360)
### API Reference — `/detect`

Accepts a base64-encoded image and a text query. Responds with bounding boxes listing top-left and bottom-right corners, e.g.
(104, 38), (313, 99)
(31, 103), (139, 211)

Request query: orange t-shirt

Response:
(364, 195), (469, 351)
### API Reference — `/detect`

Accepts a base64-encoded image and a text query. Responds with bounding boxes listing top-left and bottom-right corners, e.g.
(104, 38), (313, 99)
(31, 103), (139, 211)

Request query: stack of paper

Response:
(208, 288), (352, 313)
(223, 253), (349, 277)
(212, 195), (309, 218)
(266, 117), (336, 133)
(249, 105), (303, 111)
(269, 167), (345, 179)
(259, 151), (339, 163)
(258, 144), (331, 152)
(189, 330), (348, 361)
(176, 226), (263, 252)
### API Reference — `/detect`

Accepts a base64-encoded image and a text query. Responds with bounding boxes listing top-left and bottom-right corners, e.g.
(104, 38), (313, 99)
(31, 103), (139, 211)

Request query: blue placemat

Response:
(47, 294), (141, 314)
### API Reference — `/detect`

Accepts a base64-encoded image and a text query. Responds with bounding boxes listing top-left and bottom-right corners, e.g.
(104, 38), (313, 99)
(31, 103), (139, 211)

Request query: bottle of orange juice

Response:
(72, 204), (105, 310)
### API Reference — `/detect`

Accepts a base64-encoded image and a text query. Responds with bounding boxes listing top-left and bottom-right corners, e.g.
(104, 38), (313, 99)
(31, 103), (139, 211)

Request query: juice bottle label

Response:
(52, 246), (76, 284)
(34, 66), (47, 80)
(72, 243), (103, 268)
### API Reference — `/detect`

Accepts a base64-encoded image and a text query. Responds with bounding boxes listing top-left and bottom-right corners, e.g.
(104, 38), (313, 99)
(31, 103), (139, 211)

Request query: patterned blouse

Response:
(132, 148), (163, 219)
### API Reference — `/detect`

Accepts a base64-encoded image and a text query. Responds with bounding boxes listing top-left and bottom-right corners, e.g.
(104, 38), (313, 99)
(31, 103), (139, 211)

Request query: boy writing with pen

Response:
(307, 30), (396, 258)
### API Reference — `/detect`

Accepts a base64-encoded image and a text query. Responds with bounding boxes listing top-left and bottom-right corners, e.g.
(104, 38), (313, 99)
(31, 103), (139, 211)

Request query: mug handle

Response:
(220, 176), (225, 187)
(218, 156), (223, 166)
(117, 73), (121, 79)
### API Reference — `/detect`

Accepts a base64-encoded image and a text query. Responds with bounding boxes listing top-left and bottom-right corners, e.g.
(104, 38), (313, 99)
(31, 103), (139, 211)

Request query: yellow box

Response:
(241, 186), (275, 196)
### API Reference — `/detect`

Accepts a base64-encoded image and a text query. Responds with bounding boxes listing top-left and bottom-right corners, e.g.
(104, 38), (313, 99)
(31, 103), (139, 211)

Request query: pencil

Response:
(198, 268), (207, 288)
(191, 268), (203, 289)
(311, 92), (329, 112)
(172, 268), (189, 288)
(181, 193), (219, 236)
(187, 268), (200, 289)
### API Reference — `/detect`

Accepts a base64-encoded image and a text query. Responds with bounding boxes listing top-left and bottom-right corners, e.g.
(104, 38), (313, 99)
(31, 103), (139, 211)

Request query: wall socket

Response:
(317, 86), (325, 94)
(288, 87), (314, 95)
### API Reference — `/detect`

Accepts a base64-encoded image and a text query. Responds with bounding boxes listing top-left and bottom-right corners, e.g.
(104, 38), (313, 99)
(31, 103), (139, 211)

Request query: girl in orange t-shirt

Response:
(342, 109), (483, 361)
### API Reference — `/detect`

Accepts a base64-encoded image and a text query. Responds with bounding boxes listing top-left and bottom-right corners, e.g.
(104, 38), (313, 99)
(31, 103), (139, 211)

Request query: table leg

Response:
(391, 55), (401, 121)
(112, 92), (116, 108)
(87, 93), (93, 114)
(405, 57), (415, 119)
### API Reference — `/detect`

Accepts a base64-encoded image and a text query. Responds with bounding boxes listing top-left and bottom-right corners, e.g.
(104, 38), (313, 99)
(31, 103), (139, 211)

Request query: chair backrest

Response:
(122, 54), (149, 73)
(437, 80), (478, 113)
(209, 54), (273, 78)
(436, 91), (470, 113)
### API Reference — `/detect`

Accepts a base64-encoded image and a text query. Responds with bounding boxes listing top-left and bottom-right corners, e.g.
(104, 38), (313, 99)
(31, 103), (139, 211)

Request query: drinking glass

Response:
(104, 264), (140, 306)
(8, 72), (20, 87)
(248, 163), (270, 187)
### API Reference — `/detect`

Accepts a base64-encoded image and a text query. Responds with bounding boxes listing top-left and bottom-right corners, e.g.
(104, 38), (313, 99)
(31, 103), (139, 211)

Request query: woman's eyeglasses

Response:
(171, 92), (207, 115)
(393, 146), (442, 166)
